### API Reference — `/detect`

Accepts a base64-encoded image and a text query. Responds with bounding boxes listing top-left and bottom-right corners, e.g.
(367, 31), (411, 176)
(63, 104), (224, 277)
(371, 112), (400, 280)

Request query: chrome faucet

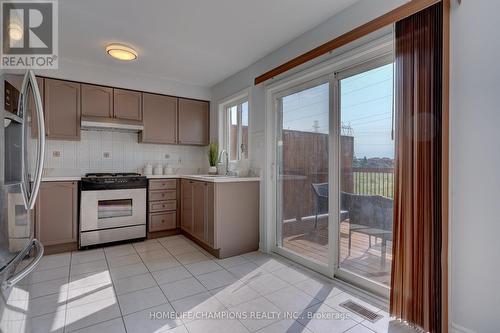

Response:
(218, 149), (229, 175)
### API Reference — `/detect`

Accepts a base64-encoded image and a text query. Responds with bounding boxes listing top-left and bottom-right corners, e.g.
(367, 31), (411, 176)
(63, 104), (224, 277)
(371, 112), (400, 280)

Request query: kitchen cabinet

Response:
(44, 79), (81, 140)
(178, 98), (209, 145)
(81, 84), (113, 118)
(148, 179), (178, 232)
(181, 179), (194, 234)
(35, 181), (78, 246)
(181, 179), (259, 258)
(113, 88), (142, 121)
(140, 93), (177, 144)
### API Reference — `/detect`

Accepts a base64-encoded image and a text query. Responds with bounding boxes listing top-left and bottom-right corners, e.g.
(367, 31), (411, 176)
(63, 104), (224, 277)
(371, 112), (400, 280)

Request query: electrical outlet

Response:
(52, 151), (61, 158)
(103, 152), (111, 159)
(164, 154), (170, 159)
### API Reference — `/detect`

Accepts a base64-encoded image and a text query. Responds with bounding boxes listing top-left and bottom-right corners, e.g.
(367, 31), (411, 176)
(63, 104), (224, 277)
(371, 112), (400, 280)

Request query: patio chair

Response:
(310, 184), (350, 229)
(343, 193), (393, 266)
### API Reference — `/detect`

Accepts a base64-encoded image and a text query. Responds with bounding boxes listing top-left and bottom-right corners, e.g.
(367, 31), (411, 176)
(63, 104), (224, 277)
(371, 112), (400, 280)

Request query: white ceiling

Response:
(60, 0), (359, 87)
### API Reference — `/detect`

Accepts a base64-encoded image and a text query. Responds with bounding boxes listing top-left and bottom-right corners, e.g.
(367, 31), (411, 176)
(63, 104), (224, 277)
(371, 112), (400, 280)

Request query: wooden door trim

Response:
(254, 0), (441, 84)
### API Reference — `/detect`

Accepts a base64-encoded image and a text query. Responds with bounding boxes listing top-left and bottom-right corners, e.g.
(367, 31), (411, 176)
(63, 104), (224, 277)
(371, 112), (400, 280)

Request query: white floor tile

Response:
(70, 260), (108, 276)
(67, 284), (116, 309)
(185, 318), (248, 333)
(361, 311), (392, 333)
(133, 240), (164, 253)
(23, 293), (66, 318)
(214, 255), (250, 269)
(143, 257), (181, 272)
(171, 291), (226, 323)
(245, 273), (289, 295)
(138, 249), (173, 261)
(25, 309), (66, 333)
(255, 319), (312, 333)
(113, 273), (156, 296)
(20, 266), (69, 285)
(106, 253), (142, 268)
(152, 266), (192, 285)
(27, 277), (69, 300)
(264, 285), (321, 313)
(185, 260), (223, 276)
(123, 302), (183, 333)
(64, 297), (121, 332)
(210, 280), (260, 307)
(117, 286), (167, 315)
(294, 277), (343, 301)
(104, 244), (136, 258)
(346, 324), (377, 333)
(68, 271), (112, 289)
(160, 278), (207, 301)
(173, 251), (209, 265)
(35, 253), (71, 272)
(71, 249), (106, 265)
(197, 270), (237, 290)
(109, 263), (149, 281)
(229, 297), (281, 332)
(271, 266), (311, 284)
(225, 262), (266, 282)
(72, 318), (126, 333)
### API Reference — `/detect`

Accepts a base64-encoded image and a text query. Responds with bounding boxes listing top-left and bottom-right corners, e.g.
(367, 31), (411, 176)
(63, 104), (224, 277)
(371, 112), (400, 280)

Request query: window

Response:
(224, 99), (249, 161)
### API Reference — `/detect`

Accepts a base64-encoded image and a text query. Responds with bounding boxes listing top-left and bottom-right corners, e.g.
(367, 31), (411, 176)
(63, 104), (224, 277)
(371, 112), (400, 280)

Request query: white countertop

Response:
(147, 174), (260, 183)
(41, 173), (259, 183)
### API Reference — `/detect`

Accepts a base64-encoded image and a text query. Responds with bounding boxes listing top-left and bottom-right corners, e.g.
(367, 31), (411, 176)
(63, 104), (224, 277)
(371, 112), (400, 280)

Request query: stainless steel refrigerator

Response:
(0, 70), (45, 289)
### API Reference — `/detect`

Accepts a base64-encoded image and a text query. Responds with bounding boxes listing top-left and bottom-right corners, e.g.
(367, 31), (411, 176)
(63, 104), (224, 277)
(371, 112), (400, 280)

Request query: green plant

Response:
(208, 142), (219, 167)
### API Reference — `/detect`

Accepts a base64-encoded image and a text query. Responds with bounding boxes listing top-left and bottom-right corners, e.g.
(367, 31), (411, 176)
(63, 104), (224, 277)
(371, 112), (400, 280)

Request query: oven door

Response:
(80, 188), (146, 232)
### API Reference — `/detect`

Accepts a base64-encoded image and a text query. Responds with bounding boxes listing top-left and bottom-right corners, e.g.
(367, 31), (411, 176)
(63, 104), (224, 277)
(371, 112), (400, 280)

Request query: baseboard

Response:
(44, 242), (78, 255)
(147, 228), (181, 239)
(451, 322), (476, 333)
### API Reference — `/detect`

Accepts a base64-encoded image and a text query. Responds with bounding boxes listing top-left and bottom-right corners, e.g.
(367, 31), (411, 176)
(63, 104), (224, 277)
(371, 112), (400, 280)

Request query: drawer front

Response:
(149, 179), (177, 190)
(149, 211), (176, 232)
(149, 190), (176, 201)
(149, 200), (176, 213)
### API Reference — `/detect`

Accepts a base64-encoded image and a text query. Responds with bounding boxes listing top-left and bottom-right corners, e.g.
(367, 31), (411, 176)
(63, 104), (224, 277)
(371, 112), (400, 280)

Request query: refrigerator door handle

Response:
(20, 70), (46, 210)
(1, 239), (44, 289)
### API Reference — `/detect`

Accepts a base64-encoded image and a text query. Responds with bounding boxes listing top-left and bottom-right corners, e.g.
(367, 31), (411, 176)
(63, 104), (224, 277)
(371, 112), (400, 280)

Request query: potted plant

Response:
(208, 142), (219, 175)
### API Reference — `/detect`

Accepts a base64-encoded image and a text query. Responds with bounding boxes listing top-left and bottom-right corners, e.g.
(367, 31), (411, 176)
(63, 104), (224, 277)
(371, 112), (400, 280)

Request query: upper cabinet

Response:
(81, 84), (113, 118)
(113, 89), (142, 121)
(178, 98), (209, 145)
(44, 79), (81, 140)
(140, 93), (177, 144)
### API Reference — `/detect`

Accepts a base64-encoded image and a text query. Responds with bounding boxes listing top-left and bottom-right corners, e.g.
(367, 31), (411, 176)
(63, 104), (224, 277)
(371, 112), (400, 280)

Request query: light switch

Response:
(52, 151), (61, 158)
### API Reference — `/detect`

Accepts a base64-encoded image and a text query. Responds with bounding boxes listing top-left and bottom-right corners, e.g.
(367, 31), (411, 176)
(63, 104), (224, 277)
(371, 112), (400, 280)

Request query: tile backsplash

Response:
(42, 130), (209, 176)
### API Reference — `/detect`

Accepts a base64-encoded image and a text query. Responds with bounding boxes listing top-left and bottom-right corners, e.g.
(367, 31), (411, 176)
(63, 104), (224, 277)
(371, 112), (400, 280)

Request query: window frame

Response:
(218, 88), (251, 162)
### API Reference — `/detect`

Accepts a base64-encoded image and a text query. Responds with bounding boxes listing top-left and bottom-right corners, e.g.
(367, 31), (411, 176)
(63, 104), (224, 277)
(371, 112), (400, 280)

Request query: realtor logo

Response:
(1, 0), (58, 68)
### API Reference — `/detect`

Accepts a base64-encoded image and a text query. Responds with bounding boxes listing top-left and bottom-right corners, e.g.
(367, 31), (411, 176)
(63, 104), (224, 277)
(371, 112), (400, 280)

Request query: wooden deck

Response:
(282, 216), (392, 286)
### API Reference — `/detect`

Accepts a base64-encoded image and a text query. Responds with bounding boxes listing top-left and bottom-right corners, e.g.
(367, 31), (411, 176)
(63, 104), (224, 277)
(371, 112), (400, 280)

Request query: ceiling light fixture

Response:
(106, 43), (138, 61)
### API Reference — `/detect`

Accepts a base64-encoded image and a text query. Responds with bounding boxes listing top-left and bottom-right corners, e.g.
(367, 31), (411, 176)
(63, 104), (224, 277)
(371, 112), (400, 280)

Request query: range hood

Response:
(81, 116), (144, 132)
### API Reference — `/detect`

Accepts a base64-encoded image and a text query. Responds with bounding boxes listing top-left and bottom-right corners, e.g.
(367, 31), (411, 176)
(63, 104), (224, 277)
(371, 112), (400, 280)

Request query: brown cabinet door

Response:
(35, 182), (78, 246)
(141, 93), (177, 144)
(178, 98), (209, 145)
(81, 84), (113, 118)
(192, 181), (206, 240)
(44, 79), (81, 140)
(181, 180), (194, 233)
(205, 183), (215, 246)
(149, 212), (177, 232)
(113, 89), (142, 121)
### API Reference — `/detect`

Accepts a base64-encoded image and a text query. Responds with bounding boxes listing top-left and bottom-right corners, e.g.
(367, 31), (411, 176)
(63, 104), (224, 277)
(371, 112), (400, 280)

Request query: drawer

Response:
(149, 190), (176, 201)
(149, 179), (177, 190)
(149, 200), (176, 213)
(149, 211), (176, 232)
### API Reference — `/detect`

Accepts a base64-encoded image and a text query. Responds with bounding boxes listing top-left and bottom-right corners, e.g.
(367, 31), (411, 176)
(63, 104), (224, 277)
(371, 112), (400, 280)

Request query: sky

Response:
(281, 63), (394, 159)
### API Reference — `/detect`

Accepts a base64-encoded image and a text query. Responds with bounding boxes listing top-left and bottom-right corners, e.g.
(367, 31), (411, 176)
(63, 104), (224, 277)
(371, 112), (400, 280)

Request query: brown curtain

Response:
(390, 3), (443, 332)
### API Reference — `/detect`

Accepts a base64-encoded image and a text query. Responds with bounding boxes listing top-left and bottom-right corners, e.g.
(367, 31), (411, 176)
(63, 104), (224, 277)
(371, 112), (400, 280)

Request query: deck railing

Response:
(352, 167), (394, 198)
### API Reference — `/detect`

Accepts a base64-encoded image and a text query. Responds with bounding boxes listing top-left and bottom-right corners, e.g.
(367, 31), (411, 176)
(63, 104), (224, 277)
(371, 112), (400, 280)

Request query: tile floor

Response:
(0, 235), (415, 333)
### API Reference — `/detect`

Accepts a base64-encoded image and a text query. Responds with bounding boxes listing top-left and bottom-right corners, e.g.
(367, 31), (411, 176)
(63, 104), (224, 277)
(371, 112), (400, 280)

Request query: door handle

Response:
(2, 239), (44, 289)
(20, 70), (46, 210)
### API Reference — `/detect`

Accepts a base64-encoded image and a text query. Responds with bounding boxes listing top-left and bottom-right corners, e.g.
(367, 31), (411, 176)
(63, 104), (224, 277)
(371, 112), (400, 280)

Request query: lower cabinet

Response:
(181, 179), (215, 246)
(148, 179), (178, 232)
(35, 181), (78, 246)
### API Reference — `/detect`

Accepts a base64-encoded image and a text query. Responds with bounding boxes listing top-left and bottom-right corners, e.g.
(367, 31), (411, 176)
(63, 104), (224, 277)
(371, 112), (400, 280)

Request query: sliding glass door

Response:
(275, 76), (332, 273)
(336, 59), (395, 294)
(272, 54), (395, 295)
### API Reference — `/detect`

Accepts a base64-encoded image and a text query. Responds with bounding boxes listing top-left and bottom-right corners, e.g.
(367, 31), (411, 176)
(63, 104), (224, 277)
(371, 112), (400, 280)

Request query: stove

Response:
(79, 172), (147, 248)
